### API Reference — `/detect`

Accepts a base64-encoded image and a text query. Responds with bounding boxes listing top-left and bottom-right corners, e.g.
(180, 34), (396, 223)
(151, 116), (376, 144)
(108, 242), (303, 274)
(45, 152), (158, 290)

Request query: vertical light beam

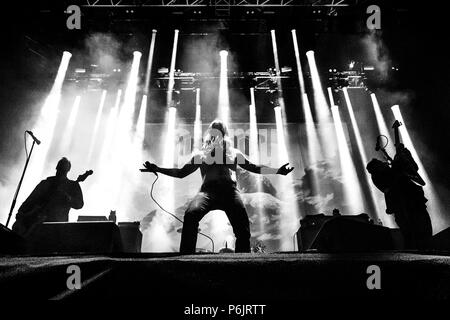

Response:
(270, 30), (286, 118)
(306, 51), (330, 121)
(343, 87), (382, 220)
(371, 93), (394, 156)
(306, 51), (337, 163)
(134, 94), (148, 150)
(167, 30), (180, 108)
(144, 29), (157, 94)
(331, 105), (365, 213)
(274, 106), (300, 250)
(249, 90), (265, 234)
(249, 88), (259, 163)
(194, 88), (202, 151)
(291, 29), (306, 95)
(218, 50), (230, 125)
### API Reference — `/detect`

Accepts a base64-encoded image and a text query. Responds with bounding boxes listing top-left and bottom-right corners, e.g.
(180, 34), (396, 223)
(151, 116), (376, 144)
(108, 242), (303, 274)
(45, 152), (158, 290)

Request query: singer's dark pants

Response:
(179, 183), (251, 254)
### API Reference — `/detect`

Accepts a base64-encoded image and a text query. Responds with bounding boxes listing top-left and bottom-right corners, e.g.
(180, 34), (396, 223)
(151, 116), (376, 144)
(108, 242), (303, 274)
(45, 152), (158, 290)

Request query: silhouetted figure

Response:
(143, 119), (294, 254)
(367, 144), (432, 249)
(109, 210), (117, 223)
(12, 157), (84, 237)
(332, 208), (341, 217)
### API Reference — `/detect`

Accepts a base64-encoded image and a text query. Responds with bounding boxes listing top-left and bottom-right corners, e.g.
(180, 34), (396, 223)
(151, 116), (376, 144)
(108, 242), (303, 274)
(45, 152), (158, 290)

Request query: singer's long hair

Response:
(202, 119), (234, 158)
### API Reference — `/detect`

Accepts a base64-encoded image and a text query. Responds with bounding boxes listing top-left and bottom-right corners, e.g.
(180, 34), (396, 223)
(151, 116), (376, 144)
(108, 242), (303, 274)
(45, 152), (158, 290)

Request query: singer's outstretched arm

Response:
(234, 150), (294, 175)
(142, 155), (200, 179)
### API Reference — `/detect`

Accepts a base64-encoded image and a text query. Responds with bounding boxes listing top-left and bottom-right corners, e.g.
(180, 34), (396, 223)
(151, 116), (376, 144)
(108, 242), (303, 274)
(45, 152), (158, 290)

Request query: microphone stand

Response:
(5, 139), (36, 228)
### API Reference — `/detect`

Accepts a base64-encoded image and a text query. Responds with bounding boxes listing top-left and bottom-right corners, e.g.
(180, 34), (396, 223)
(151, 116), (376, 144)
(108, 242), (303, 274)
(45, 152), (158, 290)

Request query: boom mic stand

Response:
(5, 138), (37, 228)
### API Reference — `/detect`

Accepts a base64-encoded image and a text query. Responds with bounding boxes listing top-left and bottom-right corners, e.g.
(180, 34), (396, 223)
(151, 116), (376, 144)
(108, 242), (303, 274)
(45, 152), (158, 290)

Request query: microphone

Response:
(375, 136), (381, 151)
(26, 131), (41, 145)
(140, 162), (158, 176)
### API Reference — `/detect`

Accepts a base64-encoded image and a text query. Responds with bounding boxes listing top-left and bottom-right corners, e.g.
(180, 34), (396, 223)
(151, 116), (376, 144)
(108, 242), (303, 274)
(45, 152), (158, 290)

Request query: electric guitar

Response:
(12, 170), (93, 238)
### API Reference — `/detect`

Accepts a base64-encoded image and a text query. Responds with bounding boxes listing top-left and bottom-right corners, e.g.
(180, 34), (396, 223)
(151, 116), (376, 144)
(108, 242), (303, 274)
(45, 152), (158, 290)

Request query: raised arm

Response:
(142, 155), (200, 179)
(235, 149), (294, 175)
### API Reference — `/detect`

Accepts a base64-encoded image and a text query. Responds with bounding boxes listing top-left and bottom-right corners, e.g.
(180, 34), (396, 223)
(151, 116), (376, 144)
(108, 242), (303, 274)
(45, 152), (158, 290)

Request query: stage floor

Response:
(1, 252), (450, 302)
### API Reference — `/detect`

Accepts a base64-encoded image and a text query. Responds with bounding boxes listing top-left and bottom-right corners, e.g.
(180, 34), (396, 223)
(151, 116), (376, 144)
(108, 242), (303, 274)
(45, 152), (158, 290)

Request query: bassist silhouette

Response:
(12, 157), (90, 238)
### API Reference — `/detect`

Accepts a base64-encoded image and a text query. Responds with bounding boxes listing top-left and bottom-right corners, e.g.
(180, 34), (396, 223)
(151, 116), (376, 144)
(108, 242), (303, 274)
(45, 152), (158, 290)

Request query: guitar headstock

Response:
(76, 170), (93, 182)
(392, 120), (402, 129)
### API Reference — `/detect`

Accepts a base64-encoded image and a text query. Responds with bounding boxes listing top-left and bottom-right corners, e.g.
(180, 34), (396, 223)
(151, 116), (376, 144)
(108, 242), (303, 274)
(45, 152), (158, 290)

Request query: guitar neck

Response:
(393, 121), (401, 150)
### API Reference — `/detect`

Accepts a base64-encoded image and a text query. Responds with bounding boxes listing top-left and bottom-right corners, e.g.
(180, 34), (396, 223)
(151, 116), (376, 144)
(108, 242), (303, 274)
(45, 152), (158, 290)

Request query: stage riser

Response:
(1, 254), (449, 300)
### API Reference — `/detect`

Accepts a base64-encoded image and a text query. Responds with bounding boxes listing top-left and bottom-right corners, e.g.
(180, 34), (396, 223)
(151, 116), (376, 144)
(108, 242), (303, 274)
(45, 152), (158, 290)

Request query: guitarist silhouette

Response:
(12, 157), (89, 238)
(367, 121), (432, 249)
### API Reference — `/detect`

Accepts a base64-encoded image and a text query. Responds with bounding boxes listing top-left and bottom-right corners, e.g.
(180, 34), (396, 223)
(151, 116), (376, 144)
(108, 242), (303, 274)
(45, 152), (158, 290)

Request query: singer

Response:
(143, 119), (293, 254)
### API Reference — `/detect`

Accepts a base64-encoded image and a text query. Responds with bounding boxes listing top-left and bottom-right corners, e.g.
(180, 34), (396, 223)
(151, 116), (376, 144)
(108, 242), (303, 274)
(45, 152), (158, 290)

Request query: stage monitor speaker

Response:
(0, 223), (26, 255)
(308, 217), (401, 252)
(118, 222), (142, 253)
(429, 227), (450, 251)
(27, 221), (123, 254)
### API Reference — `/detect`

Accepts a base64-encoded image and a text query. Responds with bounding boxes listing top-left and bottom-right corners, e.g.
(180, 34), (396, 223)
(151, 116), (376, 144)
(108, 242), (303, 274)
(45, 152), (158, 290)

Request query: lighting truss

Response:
(82, 0), (353, 8)
(154, 71), (291, 90)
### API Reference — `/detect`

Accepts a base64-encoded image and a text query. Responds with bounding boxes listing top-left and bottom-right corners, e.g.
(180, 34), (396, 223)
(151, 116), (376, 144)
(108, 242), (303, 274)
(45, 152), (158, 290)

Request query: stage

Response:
(1, 252), (450, 302)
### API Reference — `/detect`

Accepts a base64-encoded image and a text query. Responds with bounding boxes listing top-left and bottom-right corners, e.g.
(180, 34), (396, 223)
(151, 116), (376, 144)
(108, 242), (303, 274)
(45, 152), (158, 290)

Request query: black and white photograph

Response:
(0, 0), (449, 312)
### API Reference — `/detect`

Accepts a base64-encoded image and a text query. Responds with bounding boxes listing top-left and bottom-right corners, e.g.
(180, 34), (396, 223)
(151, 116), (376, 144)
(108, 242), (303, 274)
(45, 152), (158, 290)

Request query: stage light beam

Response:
(134, 94), (148, 150)
(371, 93), (395, 156)
(144, 29), (157, 94)
(167, 30), (180, 108)
(274, 106), (300, 250)
(306, 51), (337, 163)
(21, 51), (72, 200)
(306, 51), (330, 122)
(218, 50), (230, 125)
(343, 87), (383, 221)
(291, 29), (306, 95)
(331, 105), (365, 213)
(194, 88), (202, 151)
(249, 88), (265, 234)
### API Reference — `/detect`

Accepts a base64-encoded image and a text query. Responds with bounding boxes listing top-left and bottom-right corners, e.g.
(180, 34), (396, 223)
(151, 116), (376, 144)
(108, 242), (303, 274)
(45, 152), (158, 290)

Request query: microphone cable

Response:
(148, 173), (215, 253)
(376, 134), (389, 150)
